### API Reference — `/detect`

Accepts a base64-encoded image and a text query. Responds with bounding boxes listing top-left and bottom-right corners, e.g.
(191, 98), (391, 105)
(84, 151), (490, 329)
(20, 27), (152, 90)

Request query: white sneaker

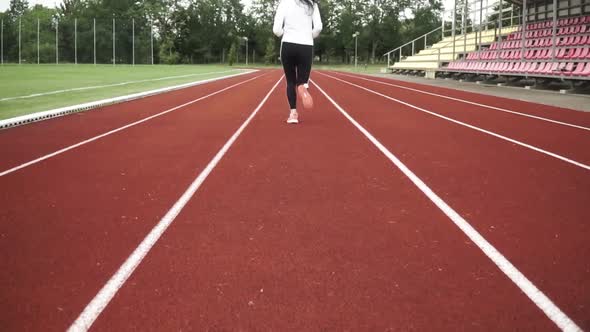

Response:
(286, 110), (299, 124)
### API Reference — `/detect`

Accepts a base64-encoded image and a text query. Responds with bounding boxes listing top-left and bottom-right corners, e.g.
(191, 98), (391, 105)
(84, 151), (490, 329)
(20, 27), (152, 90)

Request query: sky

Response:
(0, 0), (458, 14)
(0, 0), (254, 12)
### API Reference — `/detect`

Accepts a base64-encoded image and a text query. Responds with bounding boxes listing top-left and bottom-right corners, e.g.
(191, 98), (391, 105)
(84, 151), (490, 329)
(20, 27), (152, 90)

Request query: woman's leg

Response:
(295, 44), (314, 109)
(280, 42), (297, 109)
(296, 45), (314, 86)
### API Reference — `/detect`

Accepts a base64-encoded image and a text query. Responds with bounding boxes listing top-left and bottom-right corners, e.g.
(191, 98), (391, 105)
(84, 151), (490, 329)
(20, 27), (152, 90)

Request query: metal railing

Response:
(384, 27), (442, 67)
(385, 13), (522, 69)
(384, 0), (521, 69)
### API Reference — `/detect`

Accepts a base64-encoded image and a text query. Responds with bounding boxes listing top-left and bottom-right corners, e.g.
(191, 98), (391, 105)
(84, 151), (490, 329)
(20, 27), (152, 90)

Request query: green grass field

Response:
(0, 64), (248, 120)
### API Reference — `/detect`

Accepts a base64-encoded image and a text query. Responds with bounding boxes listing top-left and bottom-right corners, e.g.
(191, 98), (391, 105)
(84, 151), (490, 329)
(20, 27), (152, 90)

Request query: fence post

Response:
(463, 0), (467, 54)
(37, 19), (40, 64)
(521, 0), (526, 61)
(412, 40), (415, 55)
(94, 18), (96, 65)
(479, 0), (483, 49)
(132, 18), (135, 66)
(551, 0), (556, 61)
(151, 21), (154, 65)
(497, 0), (503, 60)
(75, 18), (77, 65)
(451, 0), (457, 61)
(19, 17), (21, 64)
(56, 19), (59, 65)
(1, 19), (3, 65)
(113, 17), (115, 66)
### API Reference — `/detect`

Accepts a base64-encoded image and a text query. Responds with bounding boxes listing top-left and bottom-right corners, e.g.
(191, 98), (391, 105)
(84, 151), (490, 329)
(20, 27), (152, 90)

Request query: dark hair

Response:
(299, 0), (318, 10)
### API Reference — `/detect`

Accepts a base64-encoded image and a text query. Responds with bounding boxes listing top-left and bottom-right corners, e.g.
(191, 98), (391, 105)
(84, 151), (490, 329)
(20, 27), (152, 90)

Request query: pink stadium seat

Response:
(544, 62), (559, 74)
(570, 48), (583, 59)
(580, 47), (590, 59)
(543, 49), (553, 59)
(572, 36), (582, 45)
(535, 62), (546, 73)
(578, 62), (590, 76)
(580, 25), (587, 34)
(525, 50), (534, 59)
(529, 62), (539, 74)
(569, 62), (586, 76)
(515, 62), (527, 73)
(556, 48), (567, 59)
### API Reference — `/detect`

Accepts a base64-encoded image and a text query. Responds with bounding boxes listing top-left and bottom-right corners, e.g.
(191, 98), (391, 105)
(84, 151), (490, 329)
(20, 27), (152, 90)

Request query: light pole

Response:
(243, 36), (248, 65)
(353, 31), (360, 69)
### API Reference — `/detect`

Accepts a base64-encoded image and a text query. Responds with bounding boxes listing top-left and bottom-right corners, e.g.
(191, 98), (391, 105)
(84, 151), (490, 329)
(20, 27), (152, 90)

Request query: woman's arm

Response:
(273, 0), (286, 37)
(312, 2), (323, 39)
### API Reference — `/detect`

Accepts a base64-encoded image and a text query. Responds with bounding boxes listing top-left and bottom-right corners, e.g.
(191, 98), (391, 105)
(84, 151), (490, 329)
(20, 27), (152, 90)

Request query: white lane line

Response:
(310, 79), (582, 332)
(0, 74), (264, 178)
(318, 72), (590, 172)
(327, 71), (590, 132)
(0, 69), (243, 102)
(67, 75), (284, 332)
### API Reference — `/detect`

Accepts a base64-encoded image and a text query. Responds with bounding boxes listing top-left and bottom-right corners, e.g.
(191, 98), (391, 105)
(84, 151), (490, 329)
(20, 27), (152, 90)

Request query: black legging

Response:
(280, 42), (313, 109)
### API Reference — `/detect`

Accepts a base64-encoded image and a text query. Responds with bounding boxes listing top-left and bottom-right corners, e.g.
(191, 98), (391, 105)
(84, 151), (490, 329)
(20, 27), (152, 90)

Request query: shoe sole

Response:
(298, 85), (314, 109)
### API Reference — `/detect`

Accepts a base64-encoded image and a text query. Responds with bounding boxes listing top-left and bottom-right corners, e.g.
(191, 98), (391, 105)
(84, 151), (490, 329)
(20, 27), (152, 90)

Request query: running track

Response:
(0, 69), (588, 331)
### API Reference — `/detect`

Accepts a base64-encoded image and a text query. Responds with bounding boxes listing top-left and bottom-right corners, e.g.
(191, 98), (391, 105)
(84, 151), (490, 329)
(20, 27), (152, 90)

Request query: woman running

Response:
(273, 0), (322, 124)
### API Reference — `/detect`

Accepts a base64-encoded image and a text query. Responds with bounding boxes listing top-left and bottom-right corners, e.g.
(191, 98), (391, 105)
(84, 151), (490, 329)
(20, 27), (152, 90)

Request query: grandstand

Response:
(385, 0), (590, 86)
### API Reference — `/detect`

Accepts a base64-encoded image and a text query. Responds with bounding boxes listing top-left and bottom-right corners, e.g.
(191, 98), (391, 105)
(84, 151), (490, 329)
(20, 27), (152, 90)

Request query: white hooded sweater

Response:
(272, 0), (323, 46)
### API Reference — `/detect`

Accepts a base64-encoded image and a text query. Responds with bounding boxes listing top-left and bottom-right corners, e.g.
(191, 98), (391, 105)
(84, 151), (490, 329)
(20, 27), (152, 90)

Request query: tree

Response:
(228, 41), (237, 65)
(263, 36), (275, 64)
(8, 0), (29, 18)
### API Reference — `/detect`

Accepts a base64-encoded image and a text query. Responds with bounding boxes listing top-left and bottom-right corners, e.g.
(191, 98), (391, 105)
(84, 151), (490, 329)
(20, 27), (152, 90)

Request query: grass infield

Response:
(0, 64), (247, 120)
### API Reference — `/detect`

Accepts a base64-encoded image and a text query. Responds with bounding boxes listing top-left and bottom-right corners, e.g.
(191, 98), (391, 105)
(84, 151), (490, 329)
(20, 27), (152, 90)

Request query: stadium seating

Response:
(443, 14), (590, 79)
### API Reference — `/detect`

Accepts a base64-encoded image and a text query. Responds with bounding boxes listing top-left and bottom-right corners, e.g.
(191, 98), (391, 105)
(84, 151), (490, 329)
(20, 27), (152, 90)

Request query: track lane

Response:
(329, 71), (590, 128)
(0, 70), (266, 173)
(89, 80), (556, 331)
(0, 71), (281, 332)
(320, 71), (590, 167)
(311, 73), (590, 329)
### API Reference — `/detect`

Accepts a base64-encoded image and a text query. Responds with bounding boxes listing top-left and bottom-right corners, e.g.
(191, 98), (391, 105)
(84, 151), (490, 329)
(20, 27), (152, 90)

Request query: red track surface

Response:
(0, 69), (588, 331)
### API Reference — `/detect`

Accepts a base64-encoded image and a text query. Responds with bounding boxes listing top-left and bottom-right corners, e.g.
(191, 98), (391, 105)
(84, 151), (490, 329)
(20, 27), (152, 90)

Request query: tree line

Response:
(0, 0), (443, 65)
